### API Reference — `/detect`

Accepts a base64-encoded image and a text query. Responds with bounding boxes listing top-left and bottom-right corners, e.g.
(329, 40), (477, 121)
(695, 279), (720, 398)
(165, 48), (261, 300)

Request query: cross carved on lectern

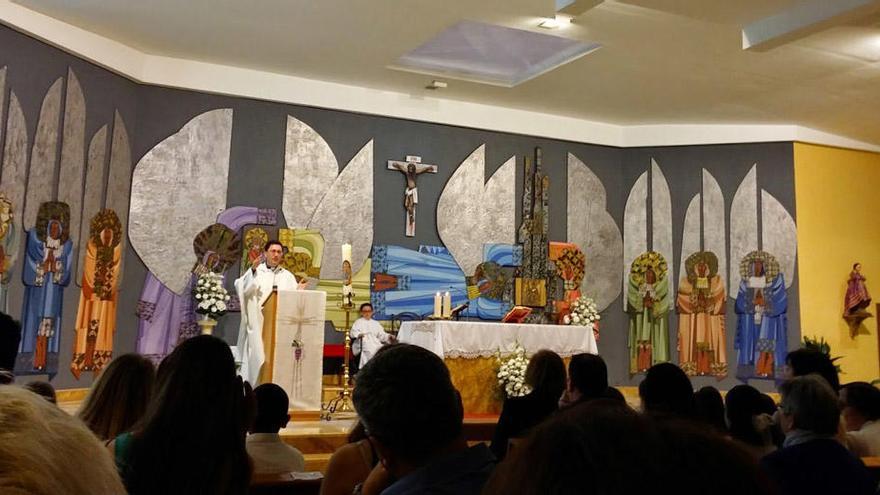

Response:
(387, 156), (438, 237)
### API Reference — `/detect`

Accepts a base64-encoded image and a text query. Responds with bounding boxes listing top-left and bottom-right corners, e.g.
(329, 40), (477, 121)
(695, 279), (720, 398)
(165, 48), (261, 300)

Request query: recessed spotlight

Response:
(426, 80), (448, 90)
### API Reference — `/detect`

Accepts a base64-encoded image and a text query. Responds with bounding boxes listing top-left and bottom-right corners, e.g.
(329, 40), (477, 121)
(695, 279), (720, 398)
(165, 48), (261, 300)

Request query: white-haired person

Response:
(0, 385), (125, 494)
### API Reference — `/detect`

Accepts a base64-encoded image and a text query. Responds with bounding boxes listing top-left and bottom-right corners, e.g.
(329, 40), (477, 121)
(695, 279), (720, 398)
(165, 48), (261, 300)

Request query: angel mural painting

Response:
(17, 202), (73, 376)
(71, 210), (122, 379)
(626, 251), (670, 374)
(677, 251), (726, 378)
(734, 251), (788, 380)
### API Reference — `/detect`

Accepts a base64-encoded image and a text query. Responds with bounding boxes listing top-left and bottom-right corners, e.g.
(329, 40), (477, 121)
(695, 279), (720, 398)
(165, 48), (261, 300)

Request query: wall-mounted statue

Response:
(844, 262), (873, 337)
(387, 156), (438, 237)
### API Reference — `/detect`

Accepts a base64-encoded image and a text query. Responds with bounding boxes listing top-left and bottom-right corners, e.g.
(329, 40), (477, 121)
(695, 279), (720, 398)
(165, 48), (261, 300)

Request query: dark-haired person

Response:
(783, 348), (840, 392)
(350, 302), (393, 369)
(352, 344), (495, 495)
(247, 383), (305, 474)
(321, 422), (378, 495)
(760, 374), (875, 495)
(109, 335), (253, 495)
(78, 353), (155, 441)
(0, 311), (21, 382)
(24, 380), (57, 404)
(491, 349), (566, 459)
(235, 239), (309, 385)
(841, 381), (880, 456)
(559, 353), (608, 408)
(693, 386), (726, 433)
(484, 399), (773, 495)
(638, 362), (694, 418)
(725, 384), (777, 458)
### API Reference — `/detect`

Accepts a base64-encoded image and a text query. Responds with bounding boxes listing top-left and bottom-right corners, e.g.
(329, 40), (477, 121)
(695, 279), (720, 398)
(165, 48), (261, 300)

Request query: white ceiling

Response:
(11, 0), (880, 143)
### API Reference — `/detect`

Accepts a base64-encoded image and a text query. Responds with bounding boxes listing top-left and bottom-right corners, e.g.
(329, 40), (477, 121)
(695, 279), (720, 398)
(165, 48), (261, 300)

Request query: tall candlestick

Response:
(443, 291), (452, 318)
(433, 292), (442, 318)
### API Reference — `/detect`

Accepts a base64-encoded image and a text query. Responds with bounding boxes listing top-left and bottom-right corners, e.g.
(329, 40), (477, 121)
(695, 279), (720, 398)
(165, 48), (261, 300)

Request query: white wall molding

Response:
(3, 0), (879, 152)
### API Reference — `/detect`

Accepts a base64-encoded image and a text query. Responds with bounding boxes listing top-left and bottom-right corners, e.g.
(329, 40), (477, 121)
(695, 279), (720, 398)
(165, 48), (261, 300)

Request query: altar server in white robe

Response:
(235, 240), (307, 384)
(350, 302), (393, 368)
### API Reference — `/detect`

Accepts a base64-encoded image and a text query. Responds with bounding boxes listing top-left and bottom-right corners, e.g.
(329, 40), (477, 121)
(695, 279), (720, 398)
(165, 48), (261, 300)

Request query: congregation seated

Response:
(725, 384), (779, 459)
(484, 399), (773, 495)
(840, 381), (880, 457)
(784, 348), (840, 391)
(351, 343), (495, 495)
(24, 380), (57, 404)
(0, 385), (125, 494)
(693, 385), (726, 433)
(490, 349), (566, 459)
(638, 362), (694, 418)
(760, 374), (875, 495)
(248, 383), (305, 474)
(558, 353), (608, 408)
(109, 335), (252, 495)
(78, 353), (156, 441)
(320, 422), (378, 495)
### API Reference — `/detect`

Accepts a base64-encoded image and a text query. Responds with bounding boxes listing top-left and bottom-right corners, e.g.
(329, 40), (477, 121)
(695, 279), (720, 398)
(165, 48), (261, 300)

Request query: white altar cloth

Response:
(398, 320), (597, 359)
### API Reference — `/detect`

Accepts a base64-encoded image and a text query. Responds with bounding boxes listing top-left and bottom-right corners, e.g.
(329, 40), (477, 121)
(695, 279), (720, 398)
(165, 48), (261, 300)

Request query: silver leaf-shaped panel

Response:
(651, 159), (674, 288)
(679, 194), (701, 282)
(58, 68), (87, 269)
(24, 77), (63, 230)
(622, 171), (648, 311)
(1, 92), (28, 229)
(0, 67), (6, 163)
(761, 190), (797, 288)
(484, 156), (517, 247)
(105, 111), (132, 284)
(567, 153), (622, 311)
(283, 116), (338, 228)
(729, 165), (758, 296)
(129, 109), (232, 294)
(702, 169), (727, 283)
(77, 126), (108, 284)
(308, 139), (373, 279)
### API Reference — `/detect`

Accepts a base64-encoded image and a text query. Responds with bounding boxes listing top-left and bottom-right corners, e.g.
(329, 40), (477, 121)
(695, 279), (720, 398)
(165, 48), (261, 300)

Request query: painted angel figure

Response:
(626, 252), (670, 374)
(676, 251), (726, 378)
(18, 202), (73, 376)
(71, 210), (123, 378)
(0, 195), (18, 311)
(388, 160), (438, 237)
(734, 251), (788, 380)
(845, 262), (871, 316)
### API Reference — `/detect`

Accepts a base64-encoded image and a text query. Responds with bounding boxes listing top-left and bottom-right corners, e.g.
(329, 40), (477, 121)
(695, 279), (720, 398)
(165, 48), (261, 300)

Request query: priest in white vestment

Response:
(350, 302), (393, 368)
(235, 240), (307, 384)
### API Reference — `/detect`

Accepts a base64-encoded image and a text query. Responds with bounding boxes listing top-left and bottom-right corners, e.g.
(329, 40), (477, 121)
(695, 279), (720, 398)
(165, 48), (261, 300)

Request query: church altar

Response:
(398, 320), (598, 414)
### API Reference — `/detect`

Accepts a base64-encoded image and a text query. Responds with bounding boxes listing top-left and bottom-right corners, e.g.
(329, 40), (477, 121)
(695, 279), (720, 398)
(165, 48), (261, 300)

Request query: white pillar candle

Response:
(434, 292), (442, 318)
(443, 291), (452, 318)
(341, 243), (352, 264)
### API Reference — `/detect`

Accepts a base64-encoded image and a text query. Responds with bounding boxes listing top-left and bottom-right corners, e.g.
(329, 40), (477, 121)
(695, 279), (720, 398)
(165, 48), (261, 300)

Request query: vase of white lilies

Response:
(193, 272), (230, 334)
(496, 343), (531, 399)
(563, 296), (600, 334)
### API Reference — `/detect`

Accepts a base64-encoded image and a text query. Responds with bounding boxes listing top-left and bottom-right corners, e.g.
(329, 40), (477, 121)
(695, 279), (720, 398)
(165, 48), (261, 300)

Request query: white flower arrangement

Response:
(192, 271), (231, 320)
(496, 343), (532, 398)
(563, 296), (600, 331)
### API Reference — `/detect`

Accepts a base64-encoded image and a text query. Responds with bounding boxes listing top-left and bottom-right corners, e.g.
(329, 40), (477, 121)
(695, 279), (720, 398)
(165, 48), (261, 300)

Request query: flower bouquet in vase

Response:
(496, 342), (531, 399)
(563, 296), (601, 341)
(193, 272), (230, 334)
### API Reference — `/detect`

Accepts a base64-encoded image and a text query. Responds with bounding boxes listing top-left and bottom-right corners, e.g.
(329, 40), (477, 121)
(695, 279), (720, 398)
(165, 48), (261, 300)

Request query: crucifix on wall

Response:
(387, 156), (438, 237)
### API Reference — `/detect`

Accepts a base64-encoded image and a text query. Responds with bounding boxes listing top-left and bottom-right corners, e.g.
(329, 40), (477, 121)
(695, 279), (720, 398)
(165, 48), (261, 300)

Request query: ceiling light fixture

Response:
(426, 80), (448, 90)
(538, 17), (561, 29)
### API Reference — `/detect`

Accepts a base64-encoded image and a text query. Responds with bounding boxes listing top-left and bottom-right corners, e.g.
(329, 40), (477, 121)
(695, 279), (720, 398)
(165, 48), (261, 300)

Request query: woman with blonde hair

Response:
(78, 353), (156, 441)
(0, 385), (125, 494)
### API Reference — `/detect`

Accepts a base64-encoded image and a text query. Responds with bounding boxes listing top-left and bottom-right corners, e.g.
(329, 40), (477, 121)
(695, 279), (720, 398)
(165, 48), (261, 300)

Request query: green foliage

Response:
(801, 336), (843, 374)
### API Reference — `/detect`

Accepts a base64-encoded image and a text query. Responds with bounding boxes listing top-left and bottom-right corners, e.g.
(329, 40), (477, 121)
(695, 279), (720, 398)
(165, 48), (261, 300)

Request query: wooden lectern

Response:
(257, 289), (279, 384)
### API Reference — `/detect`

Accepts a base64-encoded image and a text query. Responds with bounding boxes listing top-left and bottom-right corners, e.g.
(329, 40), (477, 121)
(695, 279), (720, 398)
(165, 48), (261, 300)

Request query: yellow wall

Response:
(794, 143), (880, 382)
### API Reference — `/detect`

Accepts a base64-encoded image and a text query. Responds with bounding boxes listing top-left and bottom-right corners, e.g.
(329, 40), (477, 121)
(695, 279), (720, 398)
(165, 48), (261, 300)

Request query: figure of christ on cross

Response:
(387, 158), (438, 237)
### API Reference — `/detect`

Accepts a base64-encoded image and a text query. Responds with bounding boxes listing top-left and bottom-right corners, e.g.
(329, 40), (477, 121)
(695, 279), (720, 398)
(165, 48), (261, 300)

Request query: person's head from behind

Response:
(693, 386), (726, 432)
(725, 384), (769, 446)
(638, 363), (694, 417)
(602, 386), (627, 404)
(77, 353), (156, 441)
(252, 383), (290, 434)
(784, 348), (840, 392)
(0, 385), (125, 495)
(778, 374), (839, 436)
(840, 382), (880, 432)
(24, 381), (56, 404)
(127, 335), (249, 494)
(525, 349), (566, 401)
(352, 344), (463, 477)
(0, 311), (22, 372)
(567, 353), (608, 402)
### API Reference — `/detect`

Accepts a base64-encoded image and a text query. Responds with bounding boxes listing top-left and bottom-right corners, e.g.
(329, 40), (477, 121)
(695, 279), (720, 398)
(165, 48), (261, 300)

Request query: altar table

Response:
(398, 320), (597, 414)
